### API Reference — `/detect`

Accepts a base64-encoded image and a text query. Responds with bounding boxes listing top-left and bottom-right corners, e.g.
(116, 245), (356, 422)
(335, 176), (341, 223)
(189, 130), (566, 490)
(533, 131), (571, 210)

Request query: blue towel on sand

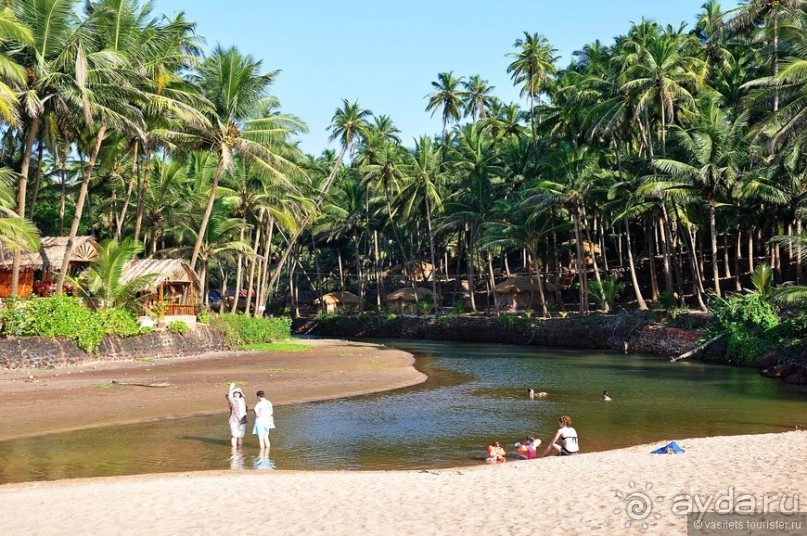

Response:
(651, 441), (685, 454)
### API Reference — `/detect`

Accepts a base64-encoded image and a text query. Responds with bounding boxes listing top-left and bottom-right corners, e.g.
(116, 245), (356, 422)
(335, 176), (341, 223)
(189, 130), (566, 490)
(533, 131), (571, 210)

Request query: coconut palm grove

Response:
(0, 0), (805, 361)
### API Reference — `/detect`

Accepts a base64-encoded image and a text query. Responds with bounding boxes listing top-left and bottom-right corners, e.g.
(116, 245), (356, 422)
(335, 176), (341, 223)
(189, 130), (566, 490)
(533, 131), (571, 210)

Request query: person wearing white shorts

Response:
(253, 390), (275, 451)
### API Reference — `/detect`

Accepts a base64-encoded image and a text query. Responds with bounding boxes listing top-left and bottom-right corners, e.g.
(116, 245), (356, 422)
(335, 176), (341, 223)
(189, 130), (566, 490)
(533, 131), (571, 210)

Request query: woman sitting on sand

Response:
(486, 441), (507, 463)
(541, 415), (579, 457)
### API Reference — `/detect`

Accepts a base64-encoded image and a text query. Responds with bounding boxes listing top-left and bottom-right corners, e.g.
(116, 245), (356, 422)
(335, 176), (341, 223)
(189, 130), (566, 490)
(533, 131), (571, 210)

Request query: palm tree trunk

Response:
(231, 227), (245, 314)
(190, 156), (227, 271)
(133, 149), (153, 244)
(573, 208), (589, 314)
(116, 140), (138, 241)
(10, 116), (40, 296)
(56, 125), (107, 294)
(29, 131), (45, 211)
(425, 198), (439, 313)
(255, 216), (274, 318)
(618, 221), (643, 310)
(244, 224), (261, 317)
(647, 222), (660, 301)
(709, 203), (721, 297)
(467, 226), (477, 312)
(797, 219), (803, 284)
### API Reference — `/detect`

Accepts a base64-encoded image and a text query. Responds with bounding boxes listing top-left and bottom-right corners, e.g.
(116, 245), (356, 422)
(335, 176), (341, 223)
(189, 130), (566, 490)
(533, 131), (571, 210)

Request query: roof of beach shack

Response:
(494, 276), (560, 294)
(384, 260), (435, 281)
(560, 239), (601, 254)
(121, 259), (201, 291)
(386, 287), (439, 303)
(0, 236), (100, 270)
(315, 291), (361, 305)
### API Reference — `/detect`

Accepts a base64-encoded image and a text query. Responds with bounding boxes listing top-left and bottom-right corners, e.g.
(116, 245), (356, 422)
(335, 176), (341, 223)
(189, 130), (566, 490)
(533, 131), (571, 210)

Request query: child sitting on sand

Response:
(486, 441), (507, 463)
(514, 435), (542, 459)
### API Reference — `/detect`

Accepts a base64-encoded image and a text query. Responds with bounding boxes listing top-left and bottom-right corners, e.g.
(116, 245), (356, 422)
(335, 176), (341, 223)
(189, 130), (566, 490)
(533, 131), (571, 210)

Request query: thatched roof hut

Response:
(385, 260), (435, 281)
(1, 236), (99, 271)
(314, 291), (360, 314)
(493, 276), (560, 309)
(122, 259), (200, 316)
(386, 287), (439, 312)
(121, 259), (200, 291)
(315, 291), (360, 306)
(0, 236), (100, 298)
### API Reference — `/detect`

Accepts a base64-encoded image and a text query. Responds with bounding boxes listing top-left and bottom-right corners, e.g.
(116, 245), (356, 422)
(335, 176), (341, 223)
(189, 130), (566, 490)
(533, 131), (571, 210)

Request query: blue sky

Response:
(150, 0), (740, 156)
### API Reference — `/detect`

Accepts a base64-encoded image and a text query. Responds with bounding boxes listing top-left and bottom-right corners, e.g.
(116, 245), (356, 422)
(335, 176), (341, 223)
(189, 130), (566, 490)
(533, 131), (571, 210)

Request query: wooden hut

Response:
(0, 236), (99, 298)
(385, 260), (435, 281)
(314, 291), (360, 314)
(386, 287), (439, 313)
(493, 276), (560, 310)
(122, 259), (200, 320)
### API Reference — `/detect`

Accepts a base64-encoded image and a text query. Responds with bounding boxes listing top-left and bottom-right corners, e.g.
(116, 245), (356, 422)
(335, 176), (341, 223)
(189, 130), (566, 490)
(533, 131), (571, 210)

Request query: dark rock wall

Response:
(0, 326), (226, 369)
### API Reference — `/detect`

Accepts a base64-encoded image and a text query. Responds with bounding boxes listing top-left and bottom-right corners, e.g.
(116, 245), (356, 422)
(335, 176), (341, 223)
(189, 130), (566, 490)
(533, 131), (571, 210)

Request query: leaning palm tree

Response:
(160, 45), (306, 273)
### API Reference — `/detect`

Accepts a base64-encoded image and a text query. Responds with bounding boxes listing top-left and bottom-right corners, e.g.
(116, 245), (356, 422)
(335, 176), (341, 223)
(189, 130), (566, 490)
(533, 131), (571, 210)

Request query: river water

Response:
(0, 340), (803, 483)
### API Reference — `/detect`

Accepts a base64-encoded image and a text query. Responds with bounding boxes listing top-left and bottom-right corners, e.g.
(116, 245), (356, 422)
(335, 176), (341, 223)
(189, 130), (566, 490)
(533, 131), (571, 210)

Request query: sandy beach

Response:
(0, 339), (805, 535)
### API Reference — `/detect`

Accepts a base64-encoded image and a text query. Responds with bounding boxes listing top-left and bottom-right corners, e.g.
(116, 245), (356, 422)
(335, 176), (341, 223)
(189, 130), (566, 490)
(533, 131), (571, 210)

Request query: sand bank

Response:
(0, 432), (804, 535)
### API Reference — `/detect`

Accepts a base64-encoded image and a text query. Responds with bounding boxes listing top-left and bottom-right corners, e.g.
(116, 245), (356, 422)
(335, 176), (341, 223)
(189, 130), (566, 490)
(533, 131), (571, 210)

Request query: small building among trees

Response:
(122, 259), (200, 325)
(0, 236), (100, 298)
(314, 291), (361, 314)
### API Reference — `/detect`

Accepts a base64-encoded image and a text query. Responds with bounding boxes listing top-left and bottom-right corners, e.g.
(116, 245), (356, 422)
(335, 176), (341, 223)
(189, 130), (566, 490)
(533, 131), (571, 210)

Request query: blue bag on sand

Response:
(651, 441), (685, 454)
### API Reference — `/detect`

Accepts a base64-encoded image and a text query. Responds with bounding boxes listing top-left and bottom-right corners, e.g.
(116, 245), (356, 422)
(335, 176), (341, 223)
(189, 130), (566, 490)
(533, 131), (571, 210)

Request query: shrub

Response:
(167, 320), (189, 335)
(196, 310), (211, 324)
(0, 295), (103, 352)
(710, 293), (780, 361)
(210, 314), (292, 348)
(97, 308), (143, 337)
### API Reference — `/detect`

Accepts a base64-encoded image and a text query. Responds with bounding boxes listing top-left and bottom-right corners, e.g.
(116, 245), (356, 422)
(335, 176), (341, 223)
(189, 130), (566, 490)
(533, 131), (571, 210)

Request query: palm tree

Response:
(652, 101), (748, 296)
(160, 45), (305, 273)
(462, 75), (495, 122)
(72, 238), (159, 310)
(425, 71), (465, 138)
(507, 32), (558, 154)
(400, 136), (444, 302)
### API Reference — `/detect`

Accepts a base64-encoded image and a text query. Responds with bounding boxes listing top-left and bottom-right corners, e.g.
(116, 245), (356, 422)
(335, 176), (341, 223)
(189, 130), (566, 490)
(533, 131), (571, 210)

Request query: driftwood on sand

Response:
(110, 380), (171, 388)
(669, 334), (725, 362)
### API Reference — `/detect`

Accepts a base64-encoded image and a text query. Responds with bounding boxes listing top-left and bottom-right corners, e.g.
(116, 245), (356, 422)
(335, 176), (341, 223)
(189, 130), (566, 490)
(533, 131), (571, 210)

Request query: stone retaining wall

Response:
(0, 325), (226, 369)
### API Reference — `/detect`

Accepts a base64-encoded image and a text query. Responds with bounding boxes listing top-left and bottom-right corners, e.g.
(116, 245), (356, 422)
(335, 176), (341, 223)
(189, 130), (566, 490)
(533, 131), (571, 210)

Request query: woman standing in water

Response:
(253, 390), (275, 451)
(226, 383), (248, 448)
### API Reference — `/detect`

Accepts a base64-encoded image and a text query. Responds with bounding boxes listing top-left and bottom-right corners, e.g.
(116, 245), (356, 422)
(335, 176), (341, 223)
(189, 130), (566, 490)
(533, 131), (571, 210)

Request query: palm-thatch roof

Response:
(315, 291), (360, 306)
(561, 239), (602, 254)
(0, 236), (99, 270)
(121, 259), (201, 291)
(494, 276), (559, 294)
(385, 260), (435, 281)
(386, 287), (439, 303)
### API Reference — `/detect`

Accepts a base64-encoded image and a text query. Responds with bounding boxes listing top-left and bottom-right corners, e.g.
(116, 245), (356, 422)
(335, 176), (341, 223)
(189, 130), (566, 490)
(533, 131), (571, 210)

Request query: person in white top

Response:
(253, 390), (275, 451)
(225, 383), (248, 448)
(541, 415), (579, 457)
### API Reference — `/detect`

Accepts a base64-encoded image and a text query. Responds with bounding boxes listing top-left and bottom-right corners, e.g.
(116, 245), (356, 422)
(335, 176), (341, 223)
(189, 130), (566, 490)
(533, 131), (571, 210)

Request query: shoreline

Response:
(1, 431), (804, 535)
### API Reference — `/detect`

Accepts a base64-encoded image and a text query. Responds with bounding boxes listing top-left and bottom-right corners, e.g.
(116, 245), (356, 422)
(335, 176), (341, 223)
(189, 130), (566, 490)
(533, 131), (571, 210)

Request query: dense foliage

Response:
(0, 296), (144, 352)
(210, 314), (292, 348)
(0, 0), (803, 350)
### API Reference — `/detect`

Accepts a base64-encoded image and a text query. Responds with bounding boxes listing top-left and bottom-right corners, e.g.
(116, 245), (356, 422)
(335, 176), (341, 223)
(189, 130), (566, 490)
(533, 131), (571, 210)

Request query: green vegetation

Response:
(0, 0), (803, 360)
(210, 314), (292, 348)
(0, 296), (145, 352)
(167, 320), (189, 335)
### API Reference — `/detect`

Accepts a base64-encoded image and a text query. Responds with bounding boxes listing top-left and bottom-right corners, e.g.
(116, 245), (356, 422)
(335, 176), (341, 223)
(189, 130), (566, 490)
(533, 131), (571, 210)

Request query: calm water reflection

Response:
(1, 340), (804, 483)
